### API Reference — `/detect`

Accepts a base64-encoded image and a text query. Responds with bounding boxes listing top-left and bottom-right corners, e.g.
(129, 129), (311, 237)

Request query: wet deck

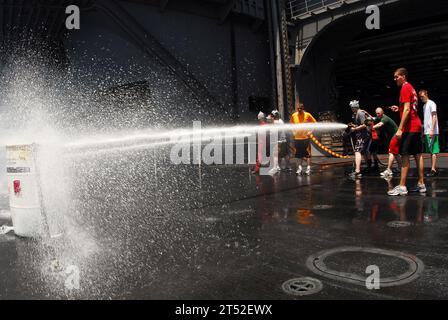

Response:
(1, 154), (448, 299)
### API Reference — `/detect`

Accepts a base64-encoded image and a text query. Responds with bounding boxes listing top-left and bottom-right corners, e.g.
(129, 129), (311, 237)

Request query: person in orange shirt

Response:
(290, 102), (317, 175)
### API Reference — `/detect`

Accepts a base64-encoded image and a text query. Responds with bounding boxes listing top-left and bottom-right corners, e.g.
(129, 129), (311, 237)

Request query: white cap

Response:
(271, 110), (280, 117)
(349, 100), (360, 108)
(257, 111), (265, 120)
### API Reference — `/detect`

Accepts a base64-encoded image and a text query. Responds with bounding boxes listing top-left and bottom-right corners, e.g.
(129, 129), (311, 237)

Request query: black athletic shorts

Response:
(295, 139), (311, 158)
(354, 136), (371, 154)
(278, 142), (288, 158)
(399, 132), (423, 156)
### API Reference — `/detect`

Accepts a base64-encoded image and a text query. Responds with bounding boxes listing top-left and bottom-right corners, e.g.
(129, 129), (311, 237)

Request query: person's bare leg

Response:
(432, 154), (438, 172)
(400, 155), (410, 187)
(296, 157), (303, 173)
(386, 178), (394, 191)
(302, 158), (307, 169)
(417, 154), (425, 185)
(396, 154), (402, 168)
(387, 153), (395, 171)
(355, 152), (362, 173)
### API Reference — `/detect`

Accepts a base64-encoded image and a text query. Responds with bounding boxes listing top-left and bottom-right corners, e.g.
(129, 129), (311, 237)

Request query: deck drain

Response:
(313, 205), (333, 210)
(282, 277), (323, 296)
(387, 221), (412, 228)
(306, 247), (424, 287)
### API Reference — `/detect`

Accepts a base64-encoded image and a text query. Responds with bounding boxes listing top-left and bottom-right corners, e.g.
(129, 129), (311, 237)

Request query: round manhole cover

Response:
(282, 277), (323, 296)
(387, 221), (412, 228)
(306, 247), (424, 288)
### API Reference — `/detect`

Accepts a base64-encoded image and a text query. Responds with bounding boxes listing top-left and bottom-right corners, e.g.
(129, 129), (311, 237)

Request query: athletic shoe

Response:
(410, 183), (427, 193)
(348, 171), (362, 179)
(426, 170), (438, 177)
(380, 169), (393, 177)
(305, 167), (311, 175)
(388, 185), (408, 196)
(296, 166), (302, 175)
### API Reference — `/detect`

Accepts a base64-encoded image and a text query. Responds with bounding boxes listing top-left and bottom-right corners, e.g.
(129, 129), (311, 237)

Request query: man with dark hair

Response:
(419, 89), (440, 177)
(290, 102), (316, 175)
(388, 68), (426, 196)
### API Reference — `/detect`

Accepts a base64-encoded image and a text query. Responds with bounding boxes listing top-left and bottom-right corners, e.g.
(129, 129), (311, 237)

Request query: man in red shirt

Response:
(388, 68), (426, 196)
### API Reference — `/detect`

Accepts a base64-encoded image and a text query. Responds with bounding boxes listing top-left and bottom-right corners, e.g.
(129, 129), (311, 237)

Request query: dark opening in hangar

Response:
(295, 0), (448, 148)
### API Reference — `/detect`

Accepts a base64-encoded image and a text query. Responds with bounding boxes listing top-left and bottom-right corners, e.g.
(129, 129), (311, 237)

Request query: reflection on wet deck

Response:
(0, 157), (448, 299)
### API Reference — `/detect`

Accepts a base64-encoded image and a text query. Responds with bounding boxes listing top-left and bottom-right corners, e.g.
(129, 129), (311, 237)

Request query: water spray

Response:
(1, 122), (348, 239)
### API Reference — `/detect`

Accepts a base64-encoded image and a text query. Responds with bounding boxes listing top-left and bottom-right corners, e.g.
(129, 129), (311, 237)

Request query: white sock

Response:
(307, 165), (311, 170)
(298, 165), (302, 171)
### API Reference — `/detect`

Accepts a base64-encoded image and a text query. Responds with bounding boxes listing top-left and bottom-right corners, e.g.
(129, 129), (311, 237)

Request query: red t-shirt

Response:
(399, 82), (422, 133)
(371, 126), (379, 140)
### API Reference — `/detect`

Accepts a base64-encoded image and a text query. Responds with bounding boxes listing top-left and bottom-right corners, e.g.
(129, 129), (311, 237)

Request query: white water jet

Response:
(64, 123), (347, 151)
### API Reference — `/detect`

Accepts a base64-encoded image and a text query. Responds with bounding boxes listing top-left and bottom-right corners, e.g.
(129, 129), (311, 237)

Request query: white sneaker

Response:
(305, 167), (311, 175)
(388, 185), (408, 196)
(380, 169), (393, 177)
(410, 183), (427, 193)
(296, 166), (303, 175)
